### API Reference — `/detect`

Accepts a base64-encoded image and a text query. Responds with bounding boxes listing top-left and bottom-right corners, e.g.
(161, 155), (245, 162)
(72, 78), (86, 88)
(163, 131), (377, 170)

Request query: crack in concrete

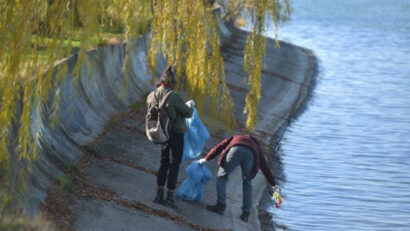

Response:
(93, 154), (159, 176)
(117, 123), (146, 136)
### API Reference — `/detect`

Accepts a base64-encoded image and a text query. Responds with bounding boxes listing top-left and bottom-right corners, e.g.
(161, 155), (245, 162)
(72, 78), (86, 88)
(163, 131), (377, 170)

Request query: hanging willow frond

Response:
(0, 0), (290, 206)
(240, 0), (290, 130)
(0, 0), (152, 206)
(148, 0), (235, 128)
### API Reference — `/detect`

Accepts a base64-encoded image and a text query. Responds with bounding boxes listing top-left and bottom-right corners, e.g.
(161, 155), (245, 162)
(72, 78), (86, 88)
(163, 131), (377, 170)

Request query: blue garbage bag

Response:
(183, 106), (210, 162)
(176, 161), (212, 202)
(185, 159), (212, 183)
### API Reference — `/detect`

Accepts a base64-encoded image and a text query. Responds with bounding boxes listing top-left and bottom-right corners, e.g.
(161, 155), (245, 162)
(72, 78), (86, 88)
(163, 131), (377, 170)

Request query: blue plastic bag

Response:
(176, 161), (212, 202)
(183, 106), (210, 162)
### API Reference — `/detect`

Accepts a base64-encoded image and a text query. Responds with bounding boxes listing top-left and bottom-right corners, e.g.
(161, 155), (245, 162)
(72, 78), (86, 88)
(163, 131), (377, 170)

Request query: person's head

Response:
(157, 66), (176, 87)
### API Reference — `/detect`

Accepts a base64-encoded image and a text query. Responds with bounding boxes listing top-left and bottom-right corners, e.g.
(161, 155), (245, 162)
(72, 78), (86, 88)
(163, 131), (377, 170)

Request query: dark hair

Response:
(156, 66), (176, 87)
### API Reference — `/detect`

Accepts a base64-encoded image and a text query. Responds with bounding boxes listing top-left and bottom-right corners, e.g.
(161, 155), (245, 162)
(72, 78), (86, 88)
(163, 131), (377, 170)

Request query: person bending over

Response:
(199, 134), (276, 222)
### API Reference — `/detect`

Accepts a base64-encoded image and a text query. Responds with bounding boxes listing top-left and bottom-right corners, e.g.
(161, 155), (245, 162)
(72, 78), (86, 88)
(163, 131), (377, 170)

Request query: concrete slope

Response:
(22, 11), (317, 231)
(24, 34), (165, 216)
(67, 28), (315, 231)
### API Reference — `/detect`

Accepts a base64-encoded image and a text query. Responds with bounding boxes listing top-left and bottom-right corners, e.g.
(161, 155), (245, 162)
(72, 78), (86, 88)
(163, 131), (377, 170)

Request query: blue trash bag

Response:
(183, 106), (210, 162)
(176, 161), (212, 202)
(185, 159), (212, 183)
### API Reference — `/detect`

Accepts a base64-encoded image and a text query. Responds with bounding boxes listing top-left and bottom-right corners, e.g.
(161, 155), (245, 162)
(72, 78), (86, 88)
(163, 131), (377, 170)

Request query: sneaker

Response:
(206, 202), (226, 215)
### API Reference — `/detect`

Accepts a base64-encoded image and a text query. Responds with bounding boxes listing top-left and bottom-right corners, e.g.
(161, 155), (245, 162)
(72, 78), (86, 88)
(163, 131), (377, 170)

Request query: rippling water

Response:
(266, 0), (410, 230)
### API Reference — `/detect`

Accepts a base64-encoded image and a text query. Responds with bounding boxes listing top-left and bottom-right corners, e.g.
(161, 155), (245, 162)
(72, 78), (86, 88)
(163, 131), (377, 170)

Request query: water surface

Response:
(267, 1), (410, 230)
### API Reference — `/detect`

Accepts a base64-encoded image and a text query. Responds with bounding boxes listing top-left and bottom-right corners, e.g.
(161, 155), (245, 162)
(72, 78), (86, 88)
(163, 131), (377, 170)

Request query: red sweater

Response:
(205, 135), (276, 186)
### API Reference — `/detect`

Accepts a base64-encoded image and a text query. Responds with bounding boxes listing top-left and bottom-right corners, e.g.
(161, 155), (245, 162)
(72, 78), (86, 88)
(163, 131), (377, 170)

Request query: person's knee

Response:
(217, 173), (228, 182)
(242, 175), (252, 185)
(160, 157), (170, 166)
(169, 162), (180, 170)
(169, 158), (182, 168)
(169, 152), (182, 167)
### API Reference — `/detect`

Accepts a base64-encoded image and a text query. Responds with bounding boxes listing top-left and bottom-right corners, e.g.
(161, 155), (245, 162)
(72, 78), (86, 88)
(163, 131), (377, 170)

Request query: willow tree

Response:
(0, 0), (290, 212)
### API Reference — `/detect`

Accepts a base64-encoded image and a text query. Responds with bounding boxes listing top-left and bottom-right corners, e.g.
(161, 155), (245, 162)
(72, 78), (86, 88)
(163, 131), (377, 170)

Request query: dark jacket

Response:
(205, 135), (276, 186)
(147, 85), (193, 133)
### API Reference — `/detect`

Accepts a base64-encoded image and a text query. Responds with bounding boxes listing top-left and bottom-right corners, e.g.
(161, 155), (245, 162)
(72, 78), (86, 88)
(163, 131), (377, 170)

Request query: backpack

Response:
(145, 89), (174, 144)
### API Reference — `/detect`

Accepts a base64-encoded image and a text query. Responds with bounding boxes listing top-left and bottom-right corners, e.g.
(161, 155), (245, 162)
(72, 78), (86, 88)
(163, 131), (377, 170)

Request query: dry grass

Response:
(0, 212), (56, 231)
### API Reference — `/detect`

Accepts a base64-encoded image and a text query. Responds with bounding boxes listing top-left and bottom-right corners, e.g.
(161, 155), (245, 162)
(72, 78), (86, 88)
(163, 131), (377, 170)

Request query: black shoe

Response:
(240, 211), (250, 222)
(164, 191), (178, 209)
(206, 202), (226, 215)
(153, 187), (165, 204)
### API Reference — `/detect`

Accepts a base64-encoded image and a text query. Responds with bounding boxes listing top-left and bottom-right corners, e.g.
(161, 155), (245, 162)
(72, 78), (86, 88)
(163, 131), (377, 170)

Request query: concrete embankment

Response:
(23, 15), (317, 231)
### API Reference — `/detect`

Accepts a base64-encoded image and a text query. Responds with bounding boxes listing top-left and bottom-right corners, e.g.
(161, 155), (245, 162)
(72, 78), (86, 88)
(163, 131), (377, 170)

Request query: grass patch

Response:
(30, 30), (126, 67)
(55, 176), (74, 193)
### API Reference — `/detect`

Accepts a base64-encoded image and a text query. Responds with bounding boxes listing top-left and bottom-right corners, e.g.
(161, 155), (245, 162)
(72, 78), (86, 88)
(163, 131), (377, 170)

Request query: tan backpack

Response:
(145, 90), (174, 144)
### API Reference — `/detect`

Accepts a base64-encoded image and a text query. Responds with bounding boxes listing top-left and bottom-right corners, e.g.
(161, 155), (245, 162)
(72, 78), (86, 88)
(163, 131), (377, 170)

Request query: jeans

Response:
(157, 132), (184, 190)
(216, 145), (254, 212)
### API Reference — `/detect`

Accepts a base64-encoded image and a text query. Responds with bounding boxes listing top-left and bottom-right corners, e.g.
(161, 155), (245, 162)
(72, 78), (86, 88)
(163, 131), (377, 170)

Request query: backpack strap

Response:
(158, 90), (174, 108)
(147, 91), (158, 105)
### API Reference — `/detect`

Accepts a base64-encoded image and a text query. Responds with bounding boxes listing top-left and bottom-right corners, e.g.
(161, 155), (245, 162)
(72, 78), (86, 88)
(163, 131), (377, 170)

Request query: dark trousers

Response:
(157, 132), (184, 190)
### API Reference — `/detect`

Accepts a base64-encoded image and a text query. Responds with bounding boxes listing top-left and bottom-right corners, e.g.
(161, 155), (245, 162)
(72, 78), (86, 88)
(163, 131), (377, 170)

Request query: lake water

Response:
(266, 0), (410, 230)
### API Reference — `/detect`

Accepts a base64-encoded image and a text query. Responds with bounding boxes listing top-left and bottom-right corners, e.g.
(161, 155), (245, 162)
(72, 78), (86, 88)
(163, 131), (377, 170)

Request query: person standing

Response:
(148, 67), (194, 208)
(199, 134), (276, 222)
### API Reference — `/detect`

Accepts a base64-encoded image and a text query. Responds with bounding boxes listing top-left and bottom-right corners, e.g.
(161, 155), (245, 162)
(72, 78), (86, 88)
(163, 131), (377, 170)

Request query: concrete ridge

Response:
(77, 180), (229, 231)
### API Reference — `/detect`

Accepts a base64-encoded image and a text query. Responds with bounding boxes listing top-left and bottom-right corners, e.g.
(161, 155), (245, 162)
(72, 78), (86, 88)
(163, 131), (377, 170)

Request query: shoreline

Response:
(256, 42), (319, 231)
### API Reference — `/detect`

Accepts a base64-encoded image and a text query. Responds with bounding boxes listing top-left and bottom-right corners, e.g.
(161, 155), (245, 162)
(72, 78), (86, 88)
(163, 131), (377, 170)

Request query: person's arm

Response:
(173, 92), (193, 118)
(205, 136), (233, 161)
(259, 149), (276, 186)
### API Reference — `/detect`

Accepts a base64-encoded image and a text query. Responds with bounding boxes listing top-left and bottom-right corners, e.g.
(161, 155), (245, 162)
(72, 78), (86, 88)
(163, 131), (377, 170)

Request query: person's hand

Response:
(186, 99), (195, 108)
(269, 185), (279, 194)
(198, 158), (207, 165)
(271, 185), (283, 208)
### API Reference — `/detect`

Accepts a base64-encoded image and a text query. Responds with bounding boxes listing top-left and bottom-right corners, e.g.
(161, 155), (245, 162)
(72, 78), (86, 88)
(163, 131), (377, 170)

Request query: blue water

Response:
(267, 1), (410, 230)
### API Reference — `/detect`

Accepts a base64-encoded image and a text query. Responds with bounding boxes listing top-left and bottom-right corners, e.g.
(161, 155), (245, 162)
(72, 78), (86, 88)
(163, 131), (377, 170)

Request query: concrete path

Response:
(68, 28), (316, 231)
